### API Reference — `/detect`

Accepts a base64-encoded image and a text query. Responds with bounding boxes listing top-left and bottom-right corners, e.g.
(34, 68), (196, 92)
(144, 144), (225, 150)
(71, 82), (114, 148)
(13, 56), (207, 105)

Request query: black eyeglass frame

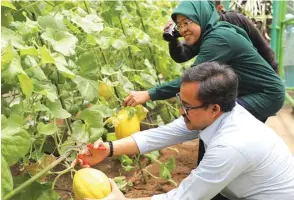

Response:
(176, 93), (206, 115)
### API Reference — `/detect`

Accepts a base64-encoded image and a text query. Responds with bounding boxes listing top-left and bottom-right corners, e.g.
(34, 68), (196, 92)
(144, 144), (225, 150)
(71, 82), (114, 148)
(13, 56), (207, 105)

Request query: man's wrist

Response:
(104, 142), (111, 157)
(107, 141), (114, 157)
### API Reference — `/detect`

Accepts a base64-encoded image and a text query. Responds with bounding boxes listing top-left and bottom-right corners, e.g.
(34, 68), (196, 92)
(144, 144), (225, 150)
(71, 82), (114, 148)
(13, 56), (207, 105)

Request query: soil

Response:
(54, 104), (294, 199)
(55, 140), (200, 199)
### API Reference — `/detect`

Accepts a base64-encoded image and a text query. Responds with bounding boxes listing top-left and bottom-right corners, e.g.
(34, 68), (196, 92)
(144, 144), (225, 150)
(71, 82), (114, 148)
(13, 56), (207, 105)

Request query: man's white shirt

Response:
(132, 104), (294, 200)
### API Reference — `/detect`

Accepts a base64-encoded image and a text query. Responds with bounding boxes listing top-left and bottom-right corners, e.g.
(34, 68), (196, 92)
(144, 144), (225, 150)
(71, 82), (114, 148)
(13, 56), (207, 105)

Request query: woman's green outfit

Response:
(148, 1), (285, 120)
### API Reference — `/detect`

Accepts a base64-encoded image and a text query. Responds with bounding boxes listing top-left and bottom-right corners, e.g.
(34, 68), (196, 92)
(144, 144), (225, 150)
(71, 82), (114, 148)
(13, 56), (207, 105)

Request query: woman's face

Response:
(176, 15), (201, 45)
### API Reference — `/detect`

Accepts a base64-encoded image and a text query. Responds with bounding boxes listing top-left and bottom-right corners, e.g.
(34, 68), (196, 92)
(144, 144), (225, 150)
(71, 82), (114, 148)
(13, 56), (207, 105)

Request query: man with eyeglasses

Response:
(74, 62), (294, 200)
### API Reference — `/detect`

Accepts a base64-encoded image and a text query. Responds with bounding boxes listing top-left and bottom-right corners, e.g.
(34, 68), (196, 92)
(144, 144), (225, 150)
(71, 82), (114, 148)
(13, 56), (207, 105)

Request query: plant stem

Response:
(134, 1), (161, 85)
(136, 155), (147, 184)
(53, 132), (62, 156)
(140, 121), (158, 126)
(39, 136), (47, 153)
(83, 0), (90, 13)
(51, 166), (74, 190)
(3, 151), (72, 200)
(55, 82), (73, 135)
(118, 14), (136, 69)
(142, 169), (177, 187)
(99, 48), (122, 102)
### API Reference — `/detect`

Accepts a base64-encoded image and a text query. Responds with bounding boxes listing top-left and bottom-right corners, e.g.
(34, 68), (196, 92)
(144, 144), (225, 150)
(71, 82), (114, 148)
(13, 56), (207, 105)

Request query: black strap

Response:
(108, 141), (113, 157)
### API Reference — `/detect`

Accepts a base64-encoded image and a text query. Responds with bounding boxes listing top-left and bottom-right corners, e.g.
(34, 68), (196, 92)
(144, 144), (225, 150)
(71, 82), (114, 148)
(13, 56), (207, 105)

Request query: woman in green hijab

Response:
(124, 0), (285, 123)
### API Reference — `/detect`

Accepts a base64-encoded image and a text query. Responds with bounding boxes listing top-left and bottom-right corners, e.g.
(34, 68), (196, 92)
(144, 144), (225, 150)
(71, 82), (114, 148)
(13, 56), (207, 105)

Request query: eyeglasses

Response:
(176, 93), (206, 116)
(175, 20), (193, 31)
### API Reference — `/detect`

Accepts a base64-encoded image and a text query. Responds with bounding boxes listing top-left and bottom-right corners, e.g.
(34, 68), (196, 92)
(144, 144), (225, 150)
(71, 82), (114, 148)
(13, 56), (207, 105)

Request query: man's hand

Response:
(85, 178), (126, 200)
(123, 91), (150, 107)
(71, 141), (110, 168)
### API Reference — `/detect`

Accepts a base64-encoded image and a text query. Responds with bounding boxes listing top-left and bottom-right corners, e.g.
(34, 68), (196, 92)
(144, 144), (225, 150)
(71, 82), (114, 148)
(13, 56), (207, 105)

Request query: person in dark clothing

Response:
(123, 0), (284, 121)
(168, 10), (279, 74)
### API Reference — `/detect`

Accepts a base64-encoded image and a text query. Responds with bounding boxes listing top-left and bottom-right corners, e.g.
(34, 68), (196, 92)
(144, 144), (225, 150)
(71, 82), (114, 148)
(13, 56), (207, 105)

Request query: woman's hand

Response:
(123, 91), (150, 107)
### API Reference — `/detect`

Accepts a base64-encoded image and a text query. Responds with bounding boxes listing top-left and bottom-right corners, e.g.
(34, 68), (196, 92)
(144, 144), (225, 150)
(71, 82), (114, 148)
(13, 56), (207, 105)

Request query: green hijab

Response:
(171, 1), (251, 49)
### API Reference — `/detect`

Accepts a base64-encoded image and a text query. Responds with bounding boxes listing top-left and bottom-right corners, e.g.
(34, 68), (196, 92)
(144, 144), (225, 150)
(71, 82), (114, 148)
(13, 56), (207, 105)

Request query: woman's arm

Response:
(169, 39), (198, 63)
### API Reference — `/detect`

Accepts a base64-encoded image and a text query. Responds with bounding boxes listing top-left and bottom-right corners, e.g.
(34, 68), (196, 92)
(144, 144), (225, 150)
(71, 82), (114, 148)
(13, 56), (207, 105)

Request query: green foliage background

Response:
(1, 1), (192, 199)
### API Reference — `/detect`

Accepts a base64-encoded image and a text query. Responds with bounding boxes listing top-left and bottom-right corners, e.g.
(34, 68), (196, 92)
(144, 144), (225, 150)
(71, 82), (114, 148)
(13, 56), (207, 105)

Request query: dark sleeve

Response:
(147, 40), (198, 101)
(195, 34), (233, 65)
(148, 77), (181, 101)
(169, 39), (198, 63)
(222, 12), (279, 74)
(147, 35), (233, 101)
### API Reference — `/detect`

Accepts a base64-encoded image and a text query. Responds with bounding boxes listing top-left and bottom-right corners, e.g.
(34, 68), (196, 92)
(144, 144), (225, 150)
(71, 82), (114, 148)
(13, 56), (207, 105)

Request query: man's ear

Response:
(212, 104), (221, 116)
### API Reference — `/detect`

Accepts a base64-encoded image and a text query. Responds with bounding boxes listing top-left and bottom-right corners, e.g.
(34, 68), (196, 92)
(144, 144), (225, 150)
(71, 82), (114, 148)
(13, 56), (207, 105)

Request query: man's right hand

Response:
(123, 91), (150, 107)
(71, 141), (110, 168)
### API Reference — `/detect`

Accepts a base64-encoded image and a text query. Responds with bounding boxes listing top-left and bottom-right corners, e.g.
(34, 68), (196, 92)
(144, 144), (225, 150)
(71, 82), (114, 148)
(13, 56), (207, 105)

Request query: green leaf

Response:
(159, 165), (172, 180)
(88, 127), (104, 143)
(73, 76), (98, 102)
(63, 18), (81, 34)
(80, 108), (103, 128)
(119, 155), (133, 166)
(18, 74), (33, 98)
(112, 38), (128, 50)
(1, 127), (31, 166)
(106, 132), (117, 141)
(117, 72), (134, 93)
(95, 36), (111, 50)
(87, 34), (97, 46)
(39, 45), (55, 64)
(165, 156), (176, 173)
(77, 51), (99, 78)
(1, 7), (14, 28)
(130, 45), (141, 53)
(37, 122), (57, 135)
(26, 66), (48, 81)
(10, 17), (39, 36)
(37, 190), (61, 200)
(144, 150), (160, 162)
(101, 65), (117, 76)
(72, 120), (89, 143)
(4, 114), (24, 131)
(41, 28), (78, 56)
(1, 156), (13, 198)
(12, 175), (56, 200)
(38, 15), (68, 31)
(1, 53), (26, 81)
(1, 42), (14, 71)
(1, 1), (17, 10)
(144, 58), (157, 78)
(90, 104), (113, 118)
(47, 101), (71, 119)
(33, 102), (49, 112)
(20, 47), (38, 56)
(1, 115), (8, 129)
(1, 26), (25, 50)
(122, 165), (135, 172)
(133, 73), (156, 89)
(52, 53), (76, 79)
(60, 137), (76, 155)
(71, 14), (104, 33)
(33, 81), (58, 102)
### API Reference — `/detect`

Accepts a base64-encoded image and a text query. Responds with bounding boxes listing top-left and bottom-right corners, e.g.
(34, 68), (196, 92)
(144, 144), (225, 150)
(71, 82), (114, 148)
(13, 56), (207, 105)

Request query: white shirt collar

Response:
(199, 107), (232, 146)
